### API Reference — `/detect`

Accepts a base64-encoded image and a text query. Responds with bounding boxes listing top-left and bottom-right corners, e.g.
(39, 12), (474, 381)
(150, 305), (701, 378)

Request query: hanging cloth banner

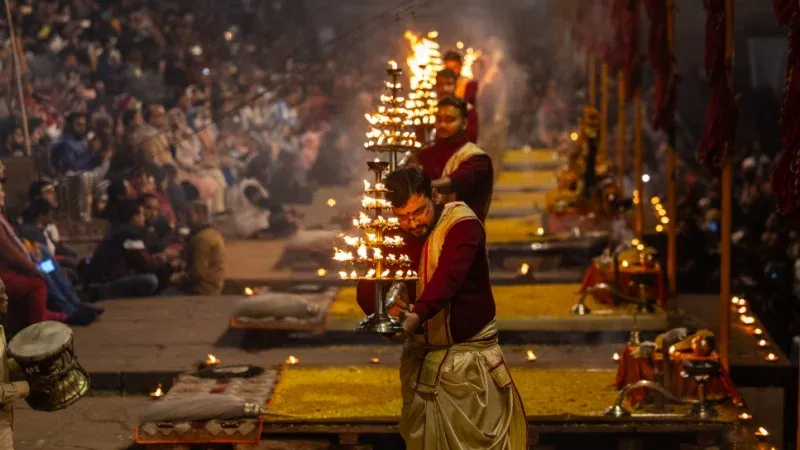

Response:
(643, 0), (676, 134)
(772, 0), (800, 217)
(696, 0), (737, 172)
(621, 0), (642, 101)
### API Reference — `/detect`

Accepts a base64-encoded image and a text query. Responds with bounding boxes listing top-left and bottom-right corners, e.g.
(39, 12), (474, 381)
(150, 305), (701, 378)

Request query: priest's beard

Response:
(408, 204), (443, 240)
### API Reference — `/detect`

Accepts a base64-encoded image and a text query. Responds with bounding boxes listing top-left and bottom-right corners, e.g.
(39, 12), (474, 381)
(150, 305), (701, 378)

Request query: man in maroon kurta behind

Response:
(435, 69), (479, 143)
(414, 96), (493, 222)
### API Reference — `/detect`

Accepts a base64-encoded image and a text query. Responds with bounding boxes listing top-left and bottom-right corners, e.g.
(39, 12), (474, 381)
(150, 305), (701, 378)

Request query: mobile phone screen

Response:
(39, 259), (55, 274)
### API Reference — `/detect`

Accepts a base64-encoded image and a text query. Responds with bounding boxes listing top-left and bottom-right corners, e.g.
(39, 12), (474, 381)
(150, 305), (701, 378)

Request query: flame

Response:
(461, 46), (482, 79)
(757, 339), (768, 347)
(765, 353), (778, 362)
(754, 328), (763, 335)
(755, 427), (769, 437)
(388, 60), (398, 70)
(404, 30), (442, 124)
(206, 354), (220, 365)
(339, 271), (348, 279)
(373, 248), (383, 259)
(381, 269), (390, 278)
(316, 268), (327, 277)
(526, 350), (537, 362)
(519, 263), (530, 276)
(357, 245), (368, 259)
(612, 353), (620, 361)
(364, 180), (371, 190)
(333, 248), (354, 261)
(285, 355), (299, 365)
(150, 383), (164, 398)
(244, 287), (254, 296)
(738, 412), (752, 420)
(327, 198), (336, 207)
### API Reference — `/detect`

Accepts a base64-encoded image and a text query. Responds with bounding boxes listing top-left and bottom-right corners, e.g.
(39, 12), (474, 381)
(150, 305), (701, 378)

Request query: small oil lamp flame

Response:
(327, 198), (336, 207)
(755, 427), (769, 438)
(765, 353), (778, 362)
(536, 227), (545, 236)
(370, 357), (380, 364)
(738, 412), (752, 420)
(244, 287), (254, 296)
(206, 354), (220, 366)
(519, 263), (530, 276)
(285, 355), (299, 365)
(754, 328), (763, 335)
(316, 268), (327, 277)
(388, 60), (398, 69)
(150, 383), (164, 399)
(757, 339), (768, 348)
(526, 350), (537, 362)
(612, 353), (620, 362)
(738, 306), (747, 314)
(668, 345), (676, 354)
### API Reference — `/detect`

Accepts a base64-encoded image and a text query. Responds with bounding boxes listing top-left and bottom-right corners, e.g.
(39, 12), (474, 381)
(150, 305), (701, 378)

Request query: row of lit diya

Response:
(352, 213), (402, 231)
(337, 269), (418, 280)
(333, 247), (412, 264)
(731, 296), (779, 363)
(341, 234), (405, 247)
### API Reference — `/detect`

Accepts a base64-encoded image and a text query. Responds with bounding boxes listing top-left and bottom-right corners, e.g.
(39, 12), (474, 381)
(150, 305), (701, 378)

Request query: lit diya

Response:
(285, 355), (300, 365)
(205, 354), (220, 366)
(526, 350), (537, 362)
(150, 383), (164, 399)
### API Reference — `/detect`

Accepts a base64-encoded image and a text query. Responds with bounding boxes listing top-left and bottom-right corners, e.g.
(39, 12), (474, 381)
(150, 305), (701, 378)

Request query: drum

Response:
(8, 321), (90, 411)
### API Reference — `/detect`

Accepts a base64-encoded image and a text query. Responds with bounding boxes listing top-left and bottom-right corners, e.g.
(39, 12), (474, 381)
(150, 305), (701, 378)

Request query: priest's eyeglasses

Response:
(396, 201), (430, 225)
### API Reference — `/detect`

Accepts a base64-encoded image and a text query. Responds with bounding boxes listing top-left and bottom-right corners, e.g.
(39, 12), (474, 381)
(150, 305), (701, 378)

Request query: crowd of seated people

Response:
(0, 0), (381, 335)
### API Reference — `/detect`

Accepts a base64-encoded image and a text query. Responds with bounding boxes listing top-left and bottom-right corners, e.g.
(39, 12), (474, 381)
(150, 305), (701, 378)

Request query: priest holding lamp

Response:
(357, 166), (527, 450)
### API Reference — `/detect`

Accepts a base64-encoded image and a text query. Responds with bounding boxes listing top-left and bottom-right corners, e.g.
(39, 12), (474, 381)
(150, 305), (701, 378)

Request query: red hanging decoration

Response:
(772, 0), (800, 217)
(696, 0), (737, 172)
(621, 0), (642, 101)
(606, 0), (627, 73)
(643, 0), (676, 134)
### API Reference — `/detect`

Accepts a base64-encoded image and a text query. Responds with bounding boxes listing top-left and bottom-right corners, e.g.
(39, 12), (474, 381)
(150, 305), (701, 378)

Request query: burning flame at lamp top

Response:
(206, 354), (220, 365)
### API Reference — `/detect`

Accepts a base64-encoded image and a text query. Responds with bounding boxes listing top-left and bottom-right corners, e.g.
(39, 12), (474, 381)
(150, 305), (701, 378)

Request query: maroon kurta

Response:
(418, 136), (494, 222)
(465, 107), (479, 143)
(356, 219), (495, 343)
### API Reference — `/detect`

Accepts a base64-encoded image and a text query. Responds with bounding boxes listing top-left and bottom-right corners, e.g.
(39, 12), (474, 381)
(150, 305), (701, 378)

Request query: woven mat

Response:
(330, 284), (623, 320)
(496, 170), (557, 190)
(266, 366), (619, 420)
(135, 368), (279, 445)
(485, 215), (544, 244)
(502, 149), (559, 164)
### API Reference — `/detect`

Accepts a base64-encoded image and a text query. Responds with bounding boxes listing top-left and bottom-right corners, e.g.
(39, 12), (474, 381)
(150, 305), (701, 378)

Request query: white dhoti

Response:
(399, 321), (527, 450)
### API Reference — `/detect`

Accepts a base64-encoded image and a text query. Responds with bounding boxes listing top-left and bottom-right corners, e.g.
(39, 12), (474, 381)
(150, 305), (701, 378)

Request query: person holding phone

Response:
(0, 184), (71, 333)
(18, 202), (100, 325)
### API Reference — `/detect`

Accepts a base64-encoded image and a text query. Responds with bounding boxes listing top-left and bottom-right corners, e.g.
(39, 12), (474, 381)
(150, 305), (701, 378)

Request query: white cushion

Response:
(233, 294), (317, 319)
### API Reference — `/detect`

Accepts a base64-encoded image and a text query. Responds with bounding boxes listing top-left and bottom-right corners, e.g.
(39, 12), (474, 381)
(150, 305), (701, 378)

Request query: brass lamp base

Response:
(356, 313), (405, 336)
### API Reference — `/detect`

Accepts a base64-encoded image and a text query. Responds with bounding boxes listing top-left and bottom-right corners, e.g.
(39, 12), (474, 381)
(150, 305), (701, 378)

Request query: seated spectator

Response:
(27, 180), (77, 269)
(232, 154), (297, 239)
(87, 199), (172, 299)
(140, 193), (180, 256)
(102, 178), (138, 223)
(170, 201), (225, 295)
(18, 202), (100, 325)
(0, 183), (69, 333)
(50, 111), (100, 174)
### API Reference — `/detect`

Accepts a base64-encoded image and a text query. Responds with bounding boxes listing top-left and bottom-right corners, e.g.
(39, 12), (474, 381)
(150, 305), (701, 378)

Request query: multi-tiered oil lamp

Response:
(335, 61), (421, 335)
(404, 30), (442, 144)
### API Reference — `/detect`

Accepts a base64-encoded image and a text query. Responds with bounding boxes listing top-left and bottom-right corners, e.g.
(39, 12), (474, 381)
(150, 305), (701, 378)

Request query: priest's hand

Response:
(388, 311), (421, 342)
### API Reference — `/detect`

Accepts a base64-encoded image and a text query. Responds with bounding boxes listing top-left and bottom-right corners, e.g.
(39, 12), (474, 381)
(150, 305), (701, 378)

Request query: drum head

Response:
(8, 321), (72, 360)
